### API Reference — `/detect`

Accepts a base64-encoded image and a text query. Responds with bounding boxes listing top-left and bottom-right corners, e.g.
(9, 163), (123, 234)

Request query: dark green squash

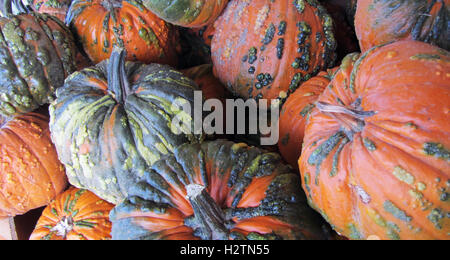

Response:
(142, 0), (229, 28)
(110, 139), (330, 240)
(0, 8), (77, 116)
(49, 48), (203, 204)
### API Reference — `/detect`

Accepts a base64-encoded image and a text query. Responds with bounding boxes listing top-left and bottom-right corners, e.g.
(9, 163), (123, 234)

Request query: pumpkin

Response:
(0, 112), (67, 217)
(65, 0), (180, 65)
(278, 69), (336, 170)
(181, 64), (230, 102)
(31, 0), (72, 22)
(110, 139), (331, 240)
(320, 0), (359, 60)
(49, 48), (203, 205)
(190, 23), (216, 48)
(211, 0), (337, 101)
(141, 0), (229, 28)
(298, 40), (450, 240)
(30, 187), (114, 240)
(355, 0), (449, 53)
(0, 11), (77, 116)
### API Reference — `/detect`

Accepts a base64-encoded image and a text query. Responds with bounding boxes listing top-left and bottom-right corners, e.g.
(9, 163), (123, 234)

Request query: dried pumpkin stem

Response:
(316, 101), (376, 139)
(186, 184), (229, 240)
(108, 47), (130, 104)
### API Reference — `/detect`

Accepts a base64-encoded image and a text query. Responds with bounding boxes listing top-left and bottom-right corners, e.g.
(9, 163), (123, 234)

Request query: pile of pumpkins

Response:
(0, 0), (448, 240)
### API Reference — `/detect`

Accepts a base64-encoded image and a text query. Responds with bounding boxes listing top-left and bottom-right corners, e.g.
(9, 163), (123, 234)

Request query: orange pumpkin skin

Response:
(66, 0), (180, 65)
(30, 187), (114, 240)
(0, 113), (67, 217)
(299, 41), (450, 240)
(211, 0), (336, 101)
(278, 69), (336, 169)
(181, 64), (230, 102)
(355, 0), (449, 53)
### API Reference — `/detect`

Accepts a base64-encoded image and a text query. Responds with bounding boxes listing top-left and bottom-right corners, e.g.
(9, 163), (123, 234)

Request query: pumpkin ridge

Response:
(363, 123), (448, 177)
(0, 25), (40, 108)
(34, 13), (76, 79)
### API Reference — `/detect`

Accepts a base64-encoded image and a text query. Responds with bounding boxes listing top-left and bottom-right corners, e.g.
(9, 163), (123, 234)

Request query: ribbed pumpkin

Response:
(142, 0), (229, 28)
(0, 112), (67, 217)
(65, 0), (180, 65)
(299, 40), (450, 240)
(211, 0), (336, 101)
(30, 187), (114, 240)
(49, 48), (202, 205)
(278, 69), (336, 169)
(0, 11), (77, 116)
(110, 139), (330, 240)
(355, 0), (449, 52)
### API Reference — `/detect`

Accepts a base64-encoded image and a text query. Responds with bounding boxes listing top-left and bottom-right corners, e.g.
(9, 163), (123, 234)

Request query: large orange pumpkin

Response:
(0, 113), (67, 217)
(211, 0), (336, 101)
(278, 68), (337, 169)
(65, 0), (180, 65)
(30, 187), (114, 240)
(299, 40), (450, 240)
(355, 0), (449, 52)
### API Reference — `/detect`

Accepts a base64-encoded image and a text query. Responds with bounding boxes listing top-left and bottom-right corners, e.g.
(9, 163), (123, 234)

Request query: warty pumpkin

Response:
(355, 0), (449, 52)
(211, 0), (337, 101)
(31, 0), (72, 22)
(0, 112), (67, 217)
(141, 0), (229, 28)
(0, 10), (77, 116)
(65, 0), (180, 65)
(110, 139), (331, 240)
(49, 48), (202, 205)
(278, 68), (337, 170)
(30, 187), (114, 240)
(298, 40), (450, 240)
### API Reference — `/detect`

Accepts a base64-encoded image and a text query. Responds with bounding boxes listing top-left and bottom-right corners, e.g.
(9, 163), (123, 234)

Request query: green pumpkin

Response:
(142, 0), (229, 28)
(49, 48), (203, 204)
(110, 139), (330, 240)
(0, 11), (77, 116)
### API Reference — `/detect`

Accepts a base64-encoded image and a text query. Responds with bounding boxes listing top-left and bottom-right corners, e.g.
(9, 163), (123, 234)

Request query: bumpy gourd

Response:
(49, 48), (202, 204)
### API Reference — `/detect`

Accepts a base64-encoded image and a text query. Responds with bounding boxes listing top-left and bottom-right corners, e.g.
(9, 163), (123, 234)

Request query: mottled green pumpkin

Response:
(0, 11), (77, 116)
(142, 0), (229, 28)
(110, 139), (330, 240)
(49, 48), (203, 204)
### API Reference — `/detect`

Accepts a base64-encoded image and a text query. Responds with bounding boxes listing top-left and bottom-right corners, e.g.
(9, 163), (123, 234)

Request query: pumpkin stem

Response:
(316, 101), (376, 139)
(108, 47), (130, 104)
(186, 184), (229, 240)
(50, 215), (74, 238)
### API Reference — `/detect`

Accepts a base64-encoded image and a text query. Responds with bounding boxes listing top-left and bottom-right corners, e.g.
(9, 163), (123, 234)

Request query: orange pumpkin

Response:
(278, 69), (337, 169)
(299, 40), (450, 240)
(66, 0), (180, 65)
(355, 0), (449, 52)
(30, 187), (114, 240)
(211, 0), (336, 101)
(0, 113), (67, 217)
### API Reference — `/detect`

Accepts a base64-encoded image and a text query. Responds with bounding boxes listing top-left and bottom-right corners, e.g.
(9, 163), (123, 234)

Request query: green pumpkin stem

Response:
(108, 47), (130, 104)
(186, 184), (229, 240)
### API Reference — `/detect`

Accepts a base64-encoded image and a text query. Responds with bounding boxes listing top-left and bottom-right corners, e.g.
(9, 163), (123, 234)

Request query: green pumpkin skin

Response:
(110, 140), (331, 240)
(0, 12), (77, 116)
(49, 48), (202, 205)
